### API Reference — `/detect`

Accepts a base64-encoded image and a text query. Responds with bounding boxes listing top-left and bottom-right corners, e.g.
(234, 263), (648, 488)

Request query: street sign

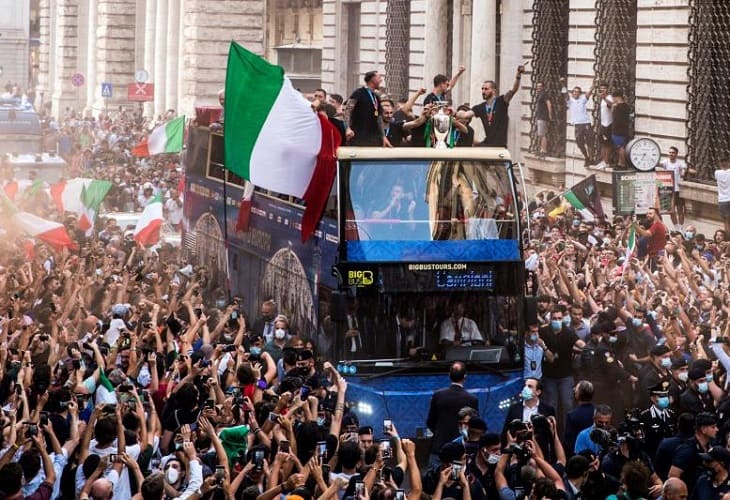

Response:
(71, 73), (85, 87)
(127, 82), (154, 102)
(101, 82), (113, 98)
(135, 69), (149, 83)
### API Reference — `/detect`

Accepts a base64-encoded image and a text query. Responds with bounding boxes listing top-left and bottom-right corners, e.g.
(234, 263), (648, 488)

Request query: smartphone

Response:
(26, 423), (38, 437)
(395, 490), (405, 500)
(205, 399), (215, 409)
(126, 399), (137, 410)
(40, 411), (49, 426)
(118, 384), (133, 392)
(355, 482), (365, 497)
(268, 412), (279, 422)
(231, 311), (238, 320)
(451, 461), (463, 480)
(279, 440), (290, 453)
(72, 359), (81, 370)
(110, 453), (121, 463)
(380, 439), (392, 459)
(300, 385), (311, 399)
(383, 419), (393, 434)
(316, 441), (327, 459)
(254, 450), (264, 471)
(215, 465), (225, 486)
(223, 344), (237, 353)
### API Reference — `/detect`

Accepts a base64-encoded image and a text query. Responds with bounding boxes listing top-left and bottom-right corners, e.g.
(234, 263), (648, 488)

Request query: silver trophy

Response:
(431, 102), (451, 149)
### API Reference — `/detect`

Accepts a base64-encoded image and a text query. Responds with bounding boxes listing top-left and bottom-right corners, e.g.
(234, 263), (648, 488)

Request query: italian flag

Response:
(625, 224), (636, 261)
(49, 178), (112, 234)
(0, 193), (76, 251)
(133, 195), (164, 246)
(132, 116), (185, 157)
(224, 42), (341, 241)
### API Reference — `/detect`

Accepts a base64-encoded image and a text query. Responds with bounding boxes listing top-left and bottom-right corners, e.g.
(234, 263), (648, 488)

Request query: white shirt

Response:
(567, 94), (591, 125)
(660, 158), (687, 192)
(522, 400), (540, 422)
(600, 95), (614, 127)
(716, 169), (730, 203)
(439, 316), (483, 344)
(165, 196), (184, 225)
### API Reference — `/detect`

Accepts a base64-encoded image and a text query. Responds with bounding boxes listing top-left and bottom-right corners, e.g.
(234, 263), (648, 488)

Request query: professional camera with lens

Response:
(503, 443), (532, 462)
(619, 409), (645, 442)
(589, 427), (617, 450)
(530, 414), (551, 435)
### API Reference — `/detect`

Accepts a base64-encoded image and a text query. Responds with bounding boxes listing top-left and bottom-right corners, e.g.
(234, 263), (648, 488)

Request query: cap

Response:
(439, 442), (465, 464)
(699, 446), (730, 465)
(649, 380), (671, 396)
(650, 344), (671, 357)
(478, 432), (500, 448)
(688, 366), (707, 381)
(671, 357), (689, 370)
(692, 359), (713, 372)
(695, 412), (717, 428)
(468, 417), (487, 432)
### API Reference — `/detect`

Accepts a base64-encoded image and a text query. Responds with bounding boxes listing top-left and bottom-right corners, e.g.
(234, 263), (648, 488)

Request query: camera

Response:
(40, 411), (49, 426)
(451, 461), (463, 480)
(254, 450), (265, 471)
(280, 440), (290, 453)
(589, 427), (616, 449)
(72, 359), (81, 370)
(503, 443), (532, 462)
(317, 441), (327, 459)
(383, 419), (393, 434)
(222, 344), (237, 353)
(59, 401), (71, 410)
(530, 413), (551, 435)
(215, 465), (225, 486)
(380, 439), (392, 459)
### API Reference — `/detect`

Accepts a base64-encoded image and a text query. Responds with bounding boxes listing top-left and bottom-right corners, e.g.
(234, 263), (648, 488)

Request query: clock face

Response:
(627, 138), (661, 171)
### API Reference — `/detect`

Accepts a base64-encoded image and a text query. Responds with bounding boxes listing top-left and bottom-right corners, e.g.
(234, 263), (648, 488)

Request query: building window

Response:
(385, 0), (411, 101)
(592, 0), (637, 155)
(275, 46), (322, 92)
(686, 0), (730, 182)
(529, 0), (569, 157)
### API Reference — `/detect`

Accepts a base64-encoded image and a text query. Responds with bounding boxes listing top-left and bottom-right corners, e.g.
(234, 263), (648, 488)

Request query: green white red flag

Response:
(133, 195), (164, 246)
(0, 192), (76, 251)
(132, 116), (185, 157)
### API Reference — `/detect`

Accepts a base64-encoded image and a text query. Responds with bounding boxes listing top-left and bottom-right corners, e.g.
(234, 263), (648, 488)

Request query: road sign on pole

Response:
(101, 82), (113, 98)
(71, 73), (85, 87)
(127, 83), (154, 102)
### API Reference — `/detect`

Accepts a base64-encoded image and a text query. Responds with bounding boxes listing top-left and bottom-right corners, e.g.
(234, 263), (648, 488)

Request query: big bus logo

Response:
(347, 270), (374, 287)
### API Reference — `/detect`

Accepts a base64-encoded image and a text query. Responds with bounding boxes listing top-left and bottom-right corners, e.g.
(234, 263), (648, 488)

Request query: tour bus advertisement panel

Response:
(341, 159), (520, 262)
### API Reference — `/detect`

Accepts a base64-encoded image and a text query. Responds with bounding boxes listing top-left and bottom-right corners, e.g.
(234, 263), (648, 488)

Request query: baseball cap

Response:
(688, 366), (707, 381)
(650, 344), (671, 357)
(695, 412), (717, 428)
(671, 357), (688, 370)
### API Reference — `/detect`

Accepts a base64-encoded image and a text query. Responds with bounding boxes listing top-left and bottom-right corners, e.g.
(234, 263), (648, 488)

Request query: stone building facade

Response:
(0, 0), (31, 89)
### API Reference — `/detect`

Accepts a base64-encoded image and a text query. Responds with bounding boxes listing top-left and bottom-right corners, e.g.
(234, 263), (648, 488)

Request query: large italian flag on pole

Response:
(49, 178), (112, 234)
(132, 116), (185, 157)
(224, 42), (341, 241)
(0, 193), (77, 251)
(133, 195), (164, 246)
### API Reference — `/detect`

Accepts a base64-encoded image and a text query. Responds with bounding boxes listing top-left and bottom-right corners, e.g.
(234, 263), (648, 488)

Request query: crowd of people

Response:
(0, 68), (729, 500)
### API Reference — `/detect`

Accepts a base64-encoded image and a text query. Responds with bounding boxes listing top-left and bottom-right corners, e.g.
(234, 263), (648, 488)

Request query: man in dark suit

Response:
(426, 361), (478, 465)
(502, 377), (556, 431)
(564, 380), (596, 458)
(562, 455), (591, 500)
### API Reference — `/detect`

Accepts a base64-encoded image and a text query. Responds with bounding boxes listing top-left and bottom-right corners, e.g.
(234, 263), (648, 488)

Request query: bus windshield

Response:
(342, 158), (519, 262)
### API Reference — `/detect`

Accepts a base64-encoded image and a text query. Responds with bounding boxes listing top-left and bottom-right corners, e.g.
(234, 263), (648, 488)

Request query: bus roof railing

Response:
(336, 146), (512, 162)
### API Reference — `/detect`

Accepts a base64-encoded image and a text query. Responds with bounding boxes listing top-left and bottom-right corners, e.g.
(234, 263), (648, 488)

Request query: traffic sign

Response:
(128, 82), (154, 102)
(71, 73), (85, 87)
(101, 82), (113, 98)
(135, 69), (149, 83)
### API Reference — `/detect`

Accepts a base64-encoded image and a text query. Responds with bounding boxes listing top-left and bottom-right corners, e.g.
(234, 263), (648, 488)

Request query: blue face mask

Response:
(608, 335), (618, 344)
(250, 346), (262, 356)
(521, 387), (534, 401)
(529, 334), (539, 343)
(706, 373), (714, 383)
(317, 417), (326, 427)
(656, 396), (670, 410)
(632, 318), (642, 327)
(698, 382), (709, 393)
(648, 310), (658, 320)
(551, 320), (562, 331)
(685, 231), (695, 240)
(661, 357), (672, 369)
(563, 315), (571, 325)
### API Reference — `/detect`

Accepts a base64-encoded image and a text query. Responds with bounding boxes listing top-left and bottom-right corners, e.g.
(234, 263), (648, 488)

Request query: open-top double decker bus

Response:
(183, 124), (527, 437)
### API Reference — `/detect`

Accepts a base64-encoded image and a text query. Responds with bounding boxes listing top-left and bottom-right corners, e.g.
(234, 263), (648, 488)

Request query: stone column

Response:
(37, 0), (52, 111)
(153, 0), (168, 118)
(451, 0), (472, 107)
(142, 0), (156, 117)
(95, 0), (136, 111)
(177, 0), (185, 115)
(499, 0), (523, 159)
(51, 0), (81, 118)
(423, 0), (448, 87)
(469, 0), (496, 140)
(85, 0), (98, 115)
(165, 0), (180, 113)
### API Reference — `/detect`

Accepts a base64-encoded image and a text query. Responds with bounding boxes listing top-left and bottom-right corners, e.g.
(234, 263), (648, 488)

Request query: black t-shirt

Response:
(349, 87), (383, 146)
(612, 102), (631, 136)
(535, 91), (550, 120)
(424, 92), (446, 106)
(472, 95), (510, 147)
(539, 326), (578, 378)
(409, 121), (428, 147)
(671, 437), (706, 492)
(385, 120), (406, 147)
(453, 126), (474, 147)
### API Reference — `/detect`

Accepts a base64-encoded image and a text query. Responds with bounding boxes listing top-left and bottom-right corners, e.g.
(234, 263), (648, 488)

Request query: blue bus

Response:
(183, 126), (527, 437)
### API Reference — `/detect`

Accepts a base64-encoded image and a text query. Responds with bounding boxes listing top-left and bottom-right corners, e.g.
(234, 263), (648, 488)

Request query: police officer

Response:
(679, 365), (714, 415)
(590, 326), (637, 425)
(576, 322), (608, 380)
(639, 380), (676, 458)
(636, 344), (672, 409)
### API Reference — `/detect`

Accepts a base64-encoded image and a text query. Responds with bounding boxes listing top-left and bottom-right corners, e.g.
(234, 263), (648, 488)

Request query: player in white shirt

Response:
(659, 146), (693, 231)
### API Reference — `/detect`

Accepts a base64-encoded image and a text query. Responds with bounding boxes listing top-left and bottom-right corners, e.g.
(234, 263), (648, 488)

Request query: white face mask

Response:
(274, 328), (286, 340)
(487, 454), (500, 465)
(165, 467), (180, 484)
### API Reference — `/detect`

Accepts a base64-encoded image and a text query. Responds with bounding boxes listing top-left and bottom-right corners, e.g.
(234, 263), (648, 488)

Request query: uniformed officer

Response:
(639, 380), (676, 458)
(679, 365), (714, 415)
(636, 344), (673, 409)
(576, 322), (608, 380)
(590, 326), (637, 425)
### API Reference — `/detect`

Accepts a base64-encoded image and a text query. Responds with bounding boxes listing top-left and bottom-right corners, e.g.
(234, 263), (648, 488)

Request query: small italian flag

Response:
(0, 193), (76, 251)
(132, 116), (185, 157)
(133, 195), (164, 246)
(224, 42), (341, 241)
(625, 224), (636, 261)
(79, 181), (113, 234)
(49, 178), (112, 234)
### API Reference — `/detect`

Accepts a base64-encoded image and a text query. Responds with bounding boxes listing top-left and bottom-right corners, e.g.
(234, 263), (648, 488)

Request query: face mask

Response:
(608, 335), (618, 344)
(250, 346), (262, 356)
(529, 334), (539, 343)
(656, 396), (670, 410)
(635, 275), (643, 284)
(274, 328), (286, 340)
(215, 299), (226, 308)
(698, 381), (709, 394)
(165, 467), (180, 484)
(572, 220), (580, 227)
(678, 371), (689, 382)
(706, 373), (714, 383)
(648, 310), (658, 320)
(632, 318), (642, 327)
(460, 427), (469, 439)
(661, 357), (672, 369)
(521, 386), (534, 401)
(563, 315), (571, 325)
(487, 454), (500, 465)
(317, 417), (326, 427)
(550, 320), (562, 331)
(685, 232), (695, 240)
